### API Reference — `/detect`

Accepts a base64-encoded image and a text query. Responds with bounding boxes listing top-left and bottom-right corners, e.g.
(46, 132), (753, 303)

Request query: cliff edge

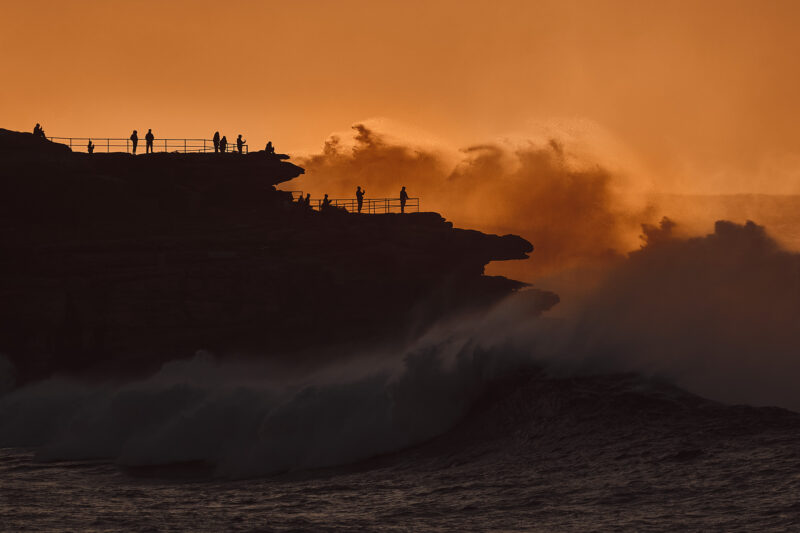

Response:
(0, 129), (553, 383)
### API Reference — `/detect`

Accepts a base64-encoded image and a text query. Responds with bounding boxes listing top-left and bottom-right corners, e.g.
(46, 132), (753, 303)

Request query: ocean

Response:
(4, 217), (800, 531)
(3, 373), (800, 531)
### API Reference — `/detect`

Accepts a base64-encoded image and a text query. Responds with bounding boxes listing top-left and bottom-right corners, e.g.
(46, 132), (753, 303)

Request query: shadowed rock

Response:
(0, 128), (544, 384)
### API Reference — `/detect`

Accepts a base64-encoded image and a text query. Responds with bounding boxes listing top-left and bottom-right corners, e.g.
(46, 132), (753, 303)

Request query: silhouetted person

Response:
(130, 130), (138, 154)
(303, 193), (311, 207)
(321, 194), (331, 211)
(356, 186), (365, 213)
(400, 186), (409, 213)
(145, 129), (154, 154)
(220, 135), (228, 153)
(32, 123), (47, 139)
(33, 124), (45, 138)
(213, 131), (220, 153)
(237, 134), (246, 154)
(87, 140), (94, 154)
(265, 141), (275, 154)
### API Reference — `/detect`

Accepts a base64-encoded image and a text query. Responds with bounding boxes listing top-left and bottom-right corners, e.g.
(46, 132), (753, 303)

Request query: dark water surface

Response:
(3, 374), (800, 532)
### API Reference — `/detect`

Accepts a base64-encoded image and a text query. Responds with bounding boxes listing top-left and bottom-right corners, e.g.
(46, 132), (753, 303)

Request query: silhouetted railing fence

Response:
(286, 191), (420, 214)
(47, 137), (248, 154)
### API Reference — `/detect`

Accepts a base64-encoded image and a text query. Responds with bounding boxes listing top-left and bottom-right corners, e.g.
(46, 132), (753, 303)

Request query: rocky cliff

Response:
(0, 129), (552, 384)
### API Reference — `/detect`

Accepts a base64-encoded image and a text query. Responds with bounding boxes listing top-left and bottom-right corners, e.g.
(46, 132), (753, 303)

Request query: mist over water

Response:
(3, 215), (800, 476)
(293, 122), (800, 279)
(293, 122), (651, 280)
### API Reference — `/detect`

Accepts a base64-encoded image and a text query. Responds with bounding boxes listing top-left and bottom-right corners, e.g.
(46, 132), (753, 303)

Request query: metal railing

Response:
(47, 137), (248, 154)
(286, 191), (420, 214)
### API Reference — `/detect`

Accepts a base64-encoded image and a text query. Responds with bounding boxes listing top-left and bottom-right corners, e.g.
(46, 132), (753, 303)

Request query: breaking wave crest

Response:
(2, 219), (800, 476)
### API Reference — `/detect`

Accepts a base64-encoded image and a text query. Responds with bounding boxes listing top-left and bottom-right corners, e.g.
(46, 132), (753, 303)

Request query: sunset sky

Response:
(3, 0), (800, 194)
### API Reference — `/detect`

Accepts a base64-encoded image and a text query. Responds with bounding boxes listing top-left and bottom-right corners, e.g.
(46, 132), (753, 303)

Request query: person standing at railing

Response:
(213, 131), (220, 153)
(356, 186), (366, 213)
(145, 129), (155, 154)
(130, 130), (139, 154)
(321, 194), (331, 211)
(236, 134), (246, 154)
(400, 186), (409, 214)
(219, 135), (228, 153)
(87, 140), (94, 154)
(303, 193), (311, 207)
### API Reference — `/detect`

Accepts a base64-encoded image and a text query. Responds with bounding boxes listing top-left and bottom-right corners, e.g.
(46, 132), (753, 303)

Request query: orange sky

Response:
(3, 0), (800, 194)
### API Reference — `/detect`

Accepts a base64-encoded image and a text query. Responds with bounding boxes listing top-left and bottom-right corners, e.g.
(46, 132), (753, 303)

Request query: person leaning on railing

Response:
(400, 186), (409, 213)
(237, 134), (246, 154)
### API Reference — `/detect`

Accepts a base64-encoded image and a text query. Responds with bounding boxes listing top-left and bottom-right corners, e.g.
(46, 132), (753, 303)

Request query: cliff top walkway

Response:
(47, 136), (248, 154)
(285, 191), (420, 214)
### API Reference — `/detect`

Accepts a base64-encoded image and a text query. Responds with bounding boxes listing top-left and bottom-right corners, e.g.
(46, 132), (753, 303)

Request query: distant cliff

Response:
(0, 129), (552, 384)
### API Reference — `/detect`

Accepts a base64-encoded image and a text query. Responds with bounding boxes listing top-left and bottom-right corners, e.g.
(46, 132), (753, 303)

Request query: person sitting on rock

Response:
(33, 123), (47, 139)
(400, 186), (409, 213)
(87, 140), (94, 154)
(356, 186), (366, 213)
(213, 131), (220, 153)
(219, 135), (228, 153)
(265, 141), (275, 155)
(237, 134), (246, 154)
(130, 130), (139, 154)
(145, 129), (155, 154)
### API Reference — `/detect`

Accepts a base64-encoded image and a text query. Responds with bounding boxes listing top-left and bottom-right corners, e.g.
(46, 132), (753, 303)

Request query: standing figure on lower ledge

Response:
(400, 186), (408, 213)
(87, 140), (94, 154)
(356, 186), (365, 213)
(130, 130), (138, 154)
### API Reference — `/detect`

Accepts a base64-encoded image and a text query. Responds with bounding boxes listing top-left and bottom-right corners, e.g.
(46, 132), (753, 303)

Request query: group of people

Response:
(298, 186), (411, 214)
(128, 130), (249, 154)
(129, 129), (156, 154)
(211, 132), (248, 154)
(34, 123), (261, 155)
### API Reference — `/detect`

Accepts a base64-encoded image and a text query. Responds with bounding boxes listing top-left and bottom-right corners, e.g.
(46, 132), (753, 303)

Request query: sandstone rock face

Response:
(0, 129), (547, 383)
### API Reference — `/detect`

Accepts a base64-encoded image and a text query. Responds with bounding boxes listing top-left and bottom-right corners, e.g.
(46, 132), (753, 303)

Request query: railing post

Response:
(184, 139), (186, 153)
(107, 139), (109, 152)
